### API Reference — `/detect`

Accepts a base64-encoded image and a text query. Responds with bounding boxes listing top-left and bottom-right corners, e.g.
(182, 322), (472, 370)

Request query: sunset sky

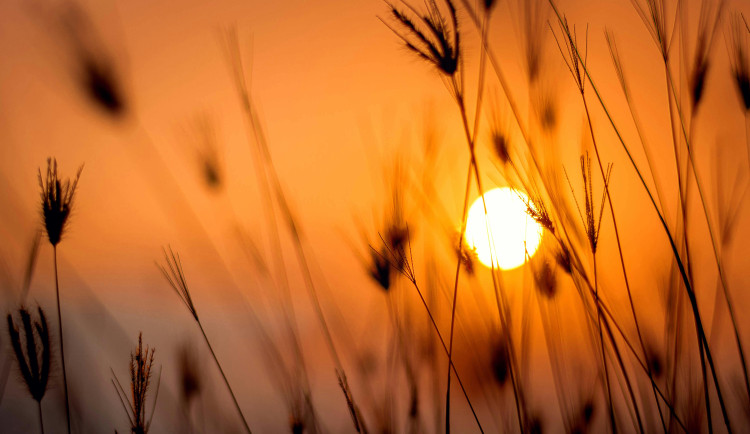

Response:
(1, 0), (749, 432)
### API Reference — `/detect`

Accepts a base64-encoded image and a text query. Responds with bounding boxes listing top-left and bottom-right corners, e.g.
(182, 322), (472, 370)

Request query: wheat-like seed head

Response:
(112, 333), (160, 434)
(382, 0), (460, 77)
(38, 158), (83, 247)
(7, 307), (51, 403)
(157, 246), (198, 321)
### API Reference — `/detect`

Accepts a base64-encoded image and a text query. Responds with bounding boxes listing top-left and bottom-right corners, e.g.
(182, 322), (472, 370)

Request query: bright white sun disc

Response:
(465, 187), (543, 270)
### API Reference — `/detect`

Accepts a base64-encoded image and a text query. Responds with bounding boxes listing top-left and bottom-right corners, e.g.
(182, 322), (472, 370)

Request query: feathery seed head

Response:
(565, 153), (611, 254)
(383, 0), (460, 76)
(521, 192), (554, 235)
(631, 0), (671, 60)
(551, 17), (588, 94)
(113, 333), (159, 434)
(7, 306), (51, 403)
(157, 247), (198, 321)
(38, 158), (83, 246)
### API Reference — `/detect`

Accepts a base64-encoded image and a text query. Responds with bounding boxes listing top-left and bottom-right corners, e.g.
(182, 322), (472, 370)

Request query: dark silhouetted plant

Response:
(112, 333), (160, 434)
(8, 307), (50, 434)
(158, 247), (253, 434)
(38, 158), (82, 434)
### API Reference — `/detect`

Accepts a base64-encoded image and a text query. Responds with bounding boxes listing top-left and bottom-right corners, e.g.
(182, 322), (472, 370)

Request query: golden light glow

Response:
(465, 187), (543, 270)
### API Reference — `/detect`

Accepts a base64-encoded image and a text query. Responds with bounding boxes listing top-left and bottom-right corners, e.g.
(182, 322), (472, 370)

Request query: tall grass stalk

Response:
(380, 183), (486, 433)
(38, 159), (82, 434)
(636, 2), (746, 422)
(664, 59), (750, 411)
(220, 32), (351, 394)
(158, 248), (253, 434)
(546, 2), (736, 431)
(382, 2), (529, 430)
(217, 32), (314, 403)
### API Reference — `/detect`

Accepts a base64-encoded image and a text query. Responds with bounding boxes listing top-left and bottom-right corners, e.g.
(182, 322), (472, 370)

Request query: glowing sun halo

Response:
(465, 187), (543, 270)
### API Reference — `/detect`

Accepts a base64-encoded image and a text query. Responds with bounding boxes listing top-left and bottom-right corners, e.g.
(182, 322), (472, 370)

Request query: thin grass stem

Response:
(53, 247), (71, 434)
(196, 321), (253, 434)
(37, 400), (44, 434)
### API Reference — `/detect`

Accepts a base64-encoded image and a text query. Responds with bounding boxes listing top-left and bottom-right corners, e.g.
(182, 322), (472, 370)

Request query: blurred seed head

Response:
(177, 342), (202, 405)
(555, 244), (573, 275)
(534, 260), (558, 298)
(569, 398), (596, 434)
(488, 98), (512, 165)
(184, 114), (224, 192)
(490, 333), (510, 387)
(458, 243), (477, 276)
(689, 57), (708, 109)
(538, 95), (558, 132)
(490, 129), (510, 165)
(526, 412), (544, 434)
(291, 418), (304, 434)
(687, 0), (724, 111)
(728, 12), (750, 111)
(369, 247), (392, 291)
(38, 158), (83, 246)
(520, 0), (548, 84)
(7, 306), (51, 403)
(385, 219), (409, 272)
(484, 0), (498, 14)
(643, 336), (664, 379)
(81, 56), (125, 117)
(58, 3), (128, 118)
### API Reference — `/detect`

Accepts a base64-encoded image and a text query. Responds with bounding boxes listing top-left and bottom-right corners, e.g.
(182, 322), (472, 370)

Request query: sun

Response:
(464, 187), (544, 270)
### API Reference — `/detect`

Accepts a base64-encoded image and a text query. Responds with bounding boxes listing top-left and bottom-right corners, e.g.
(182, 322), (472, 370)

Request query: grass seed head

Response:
(82, 56), (126, 117)
(534, 260), (557, 298)
(157, 247), (198, 321)
(383, 0), (460, 76)
(177, 342), (201, 405)
(565, 153), (611, 254)
(113, 333), (159, 434)
(7, 306), (51, 403)
(491, 129), (510, 164)
(369, 247), (392, 291)
(728, 12), (750, 111)
(490, 333), (510, 387)
(38, 158), (83, 247)
(555, 244), (573, 275)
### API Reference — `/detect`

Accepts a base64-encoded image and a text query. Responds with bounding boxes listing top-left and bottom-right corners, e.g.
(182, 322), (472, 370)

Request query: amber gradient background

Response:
(0, 0), (749, 432)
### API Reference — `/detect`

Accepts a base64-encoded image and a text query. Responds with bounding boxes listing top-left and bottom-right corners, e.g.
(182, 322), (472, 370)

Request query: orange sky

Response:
(1, 0), (750, 432)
